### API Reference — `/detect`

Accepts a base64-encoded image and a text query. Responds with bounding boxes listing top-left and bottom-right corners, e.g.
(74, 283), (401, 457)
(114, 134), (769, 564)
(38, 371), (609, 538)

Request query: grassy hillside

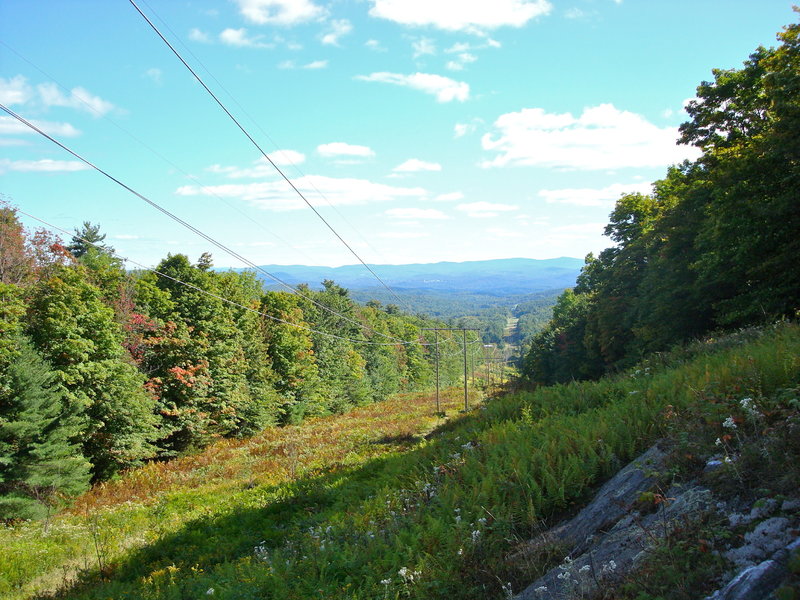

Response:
(2, 323), (799, 599)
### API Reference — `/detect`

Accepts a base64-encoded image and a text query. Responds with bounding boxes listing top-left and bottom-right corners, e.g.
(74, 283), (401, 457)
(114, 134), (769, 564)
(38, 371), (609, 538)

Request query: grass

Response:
(2, 322), (799, 600)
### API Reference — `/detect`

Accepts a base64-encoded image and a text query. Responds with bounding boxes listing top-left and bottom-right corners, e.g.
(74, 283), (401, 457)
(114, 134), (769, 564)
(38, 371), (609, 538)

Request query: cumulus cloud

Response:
(0, 116), (81, 137)
(393, 158), (442, 172)
(0, 76), (33, 105)
(281, 59), (329, 69)
(378, 231), (430, 239)
(481, 103), (701, 170)
(0, 158), (89, 173)
(538, 182), (653, 206)
(356, 72), (469, 102)
(317, 142), (375, 158)
(385, 207), (448, 219)
(321, 19), (352, 45)
(365, 39), (386, 51)
(37, 83), (115, 117)
(486, 226), (523, 238)
(219, 28), (272, 48)
(233, 0), (326, 25)
(188, 28), (211, 42)
(456, 201), (518, 218)
(175, 175), (426, 211)
(369, 0), (552, 32)
(412, 37), (436, 58)
(446, 52), (477, 71)
(206, 151), (306, 177)
(433, 191), (464, 202)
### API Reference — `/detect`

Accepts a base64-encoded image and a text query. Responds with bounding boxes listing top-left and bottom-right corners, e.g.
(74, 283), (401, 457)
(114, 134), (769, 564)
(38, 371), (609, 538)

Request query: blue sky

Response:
(1, 0), (795, 268)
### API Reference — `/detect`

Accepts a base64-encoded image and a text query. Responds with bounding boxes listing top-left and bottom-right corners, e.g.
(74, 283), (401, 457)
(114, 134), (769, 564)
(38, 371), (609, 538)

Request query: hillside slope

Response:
(3, 323), (798, 600)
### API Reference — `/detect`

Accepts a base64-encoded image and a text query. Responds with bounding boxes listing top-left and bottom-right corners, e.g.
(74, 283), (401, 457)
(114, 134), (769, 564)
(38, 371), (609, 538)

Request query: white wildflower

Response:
(381, 578), (392, 585)
(578, 564), (591, 573)
(723, 416), (737, 429)
(471, 529), (481, 543)
(206, 589), (215, 596)
(715, 437), (722, 446)
(534, 586), (548, 594)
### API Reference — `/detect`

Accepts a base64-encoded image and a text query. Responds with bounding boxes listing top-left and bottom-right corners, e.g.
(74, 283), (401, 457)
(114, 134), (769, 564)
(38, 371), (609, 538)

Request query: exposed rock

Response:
(520, 444), (670, 560)
(514, 443), (716, 600)
(725, 517), (793, 569)
(706, 537), (800, 600)
(781, 498), (800, 512)
(748, 498), (780, 521)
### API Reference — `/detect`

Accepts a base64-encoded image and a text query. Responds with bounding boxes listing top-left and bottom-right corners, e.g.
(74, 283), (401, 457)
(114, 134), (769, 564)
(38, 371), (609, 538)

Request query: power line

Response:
(0, 103), (412, 345)
(135, 1), (401, 295)
(6, 202), (427, 348)
(0, 39), (319, 267)
(128, 0), (415, 313)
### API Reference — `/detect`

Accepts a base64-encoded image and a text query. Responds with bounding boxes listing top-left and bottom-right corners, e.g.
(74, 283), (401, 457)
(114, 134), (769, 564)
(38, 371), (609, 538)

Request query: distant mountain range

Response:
(251, 257), (583, 296)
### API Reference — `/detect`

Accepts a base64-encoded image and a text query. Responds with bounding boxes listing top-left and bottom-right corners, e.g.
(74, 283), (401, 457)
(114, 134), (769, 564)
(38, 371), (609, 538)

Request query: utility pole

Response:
(434, 329), (440, 414)
(423, 327), (480, 414)
(462, 329), (468, 411)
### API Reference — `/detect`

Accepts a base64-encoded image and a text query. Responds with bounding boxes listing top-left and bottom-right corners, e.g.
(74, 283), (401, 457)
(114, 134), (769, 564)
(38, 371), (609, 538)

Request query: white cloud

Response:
(412, 37), (436, 58)
(0, 116), (81, 137)
(433, 191), (464, 202)
(481, 103), (701, 170)
(0, 158), (89, 173)
(538, 182), (653, 206)
(37, 83), (115, 117)
(446, 52), (477, 71)
(206, 151), (306, 177)
(454, 122), (475, 138)
(144, 68), (163, 84)
(282, 59), (328, 69)
(321, 19), (352, 45)
(113, 234), (140, 240)
(0, 76), (33, 105)
(317, 142), (375, 158)
(365, 39), (386, 51)
(369, 0), (552, 32)
(356, 72), (469, 102)
(219, 28), (272, 48)
(378, 231), (430, 239)
(486, 226), (523, 238)
(188, 28), (211, 42)
(393, 158), (442, 172)
(565, 7), (586, 19)
(234, 0), (326, 25)
(175, 175), (426, 211)
(456, 201), (518, 218)
(385, 207), (448, 219)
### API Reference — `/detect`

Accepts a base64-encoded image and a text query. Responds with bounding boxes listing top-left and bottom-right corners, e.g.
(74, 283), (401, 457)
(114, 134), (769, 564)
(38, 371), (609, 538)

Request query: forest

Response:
(0, 215), (478, 520)
(521, 15), (800, 386)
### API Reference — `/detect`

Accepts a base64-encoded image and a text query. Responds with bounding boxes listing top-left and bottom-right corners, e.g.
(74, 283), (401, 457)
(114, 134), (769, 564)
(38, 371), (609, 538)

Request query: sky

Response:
(0, 0), (796, 269)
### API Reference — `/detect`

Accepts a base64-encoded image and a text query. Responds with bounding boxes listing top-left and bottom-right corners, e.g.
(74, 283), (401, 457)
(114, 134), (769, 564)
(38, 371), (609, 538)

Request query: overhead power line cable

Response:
(128, 0), (415, 313)
(0, 39), (319, 267)
(6, 202), (428, 347)
(0, 103), (412, 345)
(134, 2), (400, 293)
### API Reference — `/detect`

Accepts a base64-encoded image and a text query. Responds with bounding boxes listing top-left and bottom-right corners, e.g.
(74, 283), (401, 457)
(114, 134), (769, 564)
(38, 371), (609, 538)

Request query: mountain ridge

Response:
(242, 257), (584, 296)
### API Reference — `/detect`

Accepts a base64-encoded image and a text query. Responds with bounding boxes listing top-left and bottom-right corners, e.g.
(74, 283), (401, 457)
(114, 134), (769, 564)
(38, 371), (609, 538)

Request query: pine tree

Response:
(0, 336), (91, 520)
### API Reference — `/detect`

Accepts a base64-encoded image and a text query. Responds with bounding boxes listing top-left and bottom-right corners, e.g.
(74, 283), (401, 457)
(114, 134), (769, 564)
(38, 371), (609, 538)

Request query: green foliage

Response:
(0, 336), (91, 520)
(26, 265), (158, 480)
(2, 320), (796, 600)
(522, 14), (800, 385)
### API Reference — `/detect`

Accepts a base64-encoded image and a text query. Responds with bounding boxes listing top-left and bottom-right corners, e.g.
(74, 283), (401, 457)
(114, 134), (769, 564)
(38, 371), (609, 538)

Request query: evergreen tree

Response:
(0, 336), (91, 520)
(26, 266), (158, 479)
